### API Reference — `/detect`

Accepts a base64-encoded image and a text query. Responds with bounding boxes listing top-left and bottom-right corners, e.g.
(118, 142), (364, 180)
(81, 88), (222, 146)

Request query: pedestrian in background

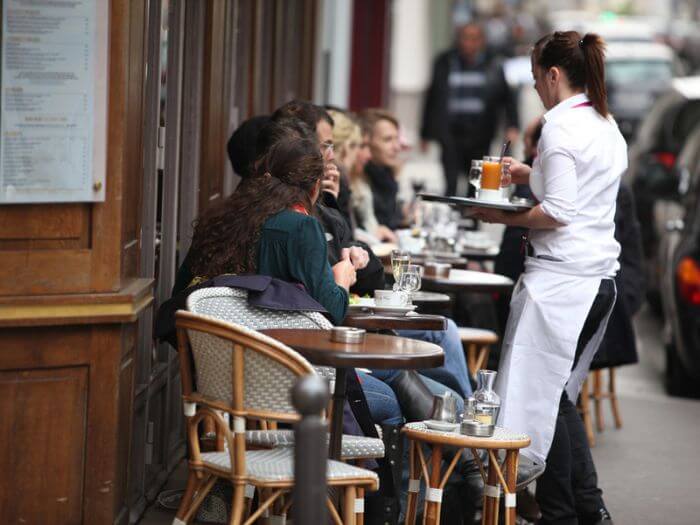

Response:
(420, 20), (519, 196)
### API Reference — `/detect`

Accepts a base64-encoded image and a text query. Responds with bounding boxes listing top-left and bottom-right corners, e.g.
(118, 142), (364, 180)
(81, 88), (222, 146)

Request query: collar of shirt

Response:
(542, 93), (590, 124)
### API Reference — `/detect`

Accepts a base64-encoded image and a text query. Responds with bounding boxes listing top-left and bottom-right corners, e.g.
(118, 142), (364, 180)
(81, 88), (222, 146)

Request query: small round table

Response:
(422, 269), (514, 294)
(402, 422), (530, 525)
(342, 313), (447, 331)
(260, 329), (444, 460)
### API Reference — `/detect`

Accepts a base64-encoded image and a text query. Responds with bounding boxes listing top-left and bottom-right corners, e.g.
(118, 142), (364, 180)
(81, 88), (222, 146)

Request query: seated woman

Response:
(186, 120), (462, 427)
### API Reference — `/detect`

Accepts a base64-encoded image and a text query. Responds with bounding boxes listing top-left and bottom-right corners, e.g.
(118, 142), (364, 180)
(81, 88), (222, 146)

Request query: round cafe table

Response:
(342, 312), (447, 331)
(260, 328), (444, 460)
(422, 268), (514, 294)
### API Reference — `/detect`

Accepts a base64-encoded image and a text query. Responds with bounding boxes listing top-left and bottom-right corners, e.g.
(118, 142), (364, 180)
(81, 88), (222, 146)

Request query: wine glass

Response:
(390, 249), (410, 291)
(399, 264), (422, 300)
(468, 159), (483, 194)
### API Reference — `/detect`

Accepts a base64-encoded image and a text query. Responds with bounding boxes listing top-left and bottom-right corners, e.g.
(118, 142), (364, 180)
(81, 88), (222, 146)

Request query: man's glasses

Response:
(321, 141), (334, 154)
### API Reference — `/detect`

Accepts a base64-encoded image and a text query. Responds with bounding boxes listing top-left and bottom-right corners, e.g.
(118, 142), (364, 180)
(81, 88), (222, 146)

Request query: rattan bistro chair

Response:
(186, 287), (385, 462)
(173, 311), (378, 525)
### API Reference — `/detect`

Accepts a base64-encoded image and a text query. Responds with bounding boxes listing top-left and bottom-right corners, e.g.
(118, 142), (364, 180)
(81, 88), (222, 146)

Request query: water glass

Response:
(468, 159), (483, 191)
(399, 264), (422, 296)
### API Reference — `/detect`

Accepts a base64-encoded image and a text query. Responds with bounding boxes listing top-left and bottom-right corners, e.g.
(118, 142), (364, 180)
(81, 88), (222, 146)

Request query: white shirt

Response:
(528, 93), (627, 277)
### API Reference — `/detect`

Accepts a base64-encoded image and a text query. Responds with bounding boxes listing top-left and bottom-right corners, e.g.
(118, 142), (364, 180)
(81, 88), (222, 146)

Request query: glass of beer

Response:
(480, 156), (505, 202)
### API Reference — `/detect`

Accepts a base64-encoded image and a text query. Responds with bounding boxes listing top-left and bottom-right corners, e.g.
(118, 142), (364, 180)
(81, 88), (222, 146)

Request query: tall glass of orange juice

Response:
(479, 156), (503, 201)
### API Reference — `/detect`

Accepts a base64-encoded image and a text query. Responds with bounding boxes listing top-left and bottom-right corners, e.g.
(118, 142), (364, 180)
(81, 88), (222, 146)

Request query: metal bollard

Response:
(291, 374), (330, 524)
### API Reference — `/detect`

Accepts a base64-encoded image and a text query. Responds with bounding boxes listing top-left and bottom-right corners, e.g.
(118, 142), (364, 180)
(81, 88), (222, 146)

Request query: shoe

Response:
(592, 507), (613, 525)
(390, 370), (435, 422)
(515, 457), (545, 490)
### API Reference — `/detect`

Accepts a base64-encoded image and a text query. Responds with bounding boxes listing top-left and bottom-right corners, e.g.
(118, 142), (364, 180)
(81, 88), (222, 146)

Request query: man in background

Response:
(421, 21), (519, 196)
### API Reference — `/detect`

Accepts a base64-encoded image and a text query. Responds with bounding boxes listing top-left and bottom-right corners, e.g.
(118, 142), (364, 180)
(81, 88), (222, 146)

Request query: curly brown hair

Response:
(189, 130), (324, 278)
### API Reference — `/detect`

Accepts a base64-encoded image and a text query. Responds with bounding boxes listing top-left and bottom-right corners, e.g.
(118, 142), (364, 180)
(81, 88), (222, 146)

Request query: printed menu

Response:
(1, 0), (108, 203)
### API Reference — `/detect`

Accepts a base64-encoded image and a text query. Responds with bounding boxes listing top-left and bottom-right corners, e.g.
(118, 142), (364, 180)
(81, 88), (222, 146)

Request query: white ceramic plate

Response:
(371, 304), (418, 316)
(424, 419), (459, 432)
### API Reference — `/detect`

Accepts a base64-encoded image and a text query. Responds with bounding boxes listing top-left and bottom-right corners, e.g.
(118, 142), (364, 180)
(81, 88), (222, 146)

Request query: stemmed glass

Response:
(398, 264), (422, 300)
(390, 249), (410, 291)
(468, 159), (483, 195)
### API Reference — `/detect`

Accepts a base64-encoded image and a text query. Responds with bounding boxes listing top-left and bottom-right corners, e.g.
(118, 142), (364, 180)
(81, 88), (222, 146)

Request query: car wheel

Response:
(665, 340), (700, 398)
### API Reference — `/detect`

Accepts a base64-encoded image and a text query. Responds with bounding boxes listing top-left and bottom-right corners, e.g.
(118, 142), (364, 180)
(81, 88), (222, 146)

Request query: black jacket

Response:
(420, 49), (518, 148)
(365, 161), (401, 231)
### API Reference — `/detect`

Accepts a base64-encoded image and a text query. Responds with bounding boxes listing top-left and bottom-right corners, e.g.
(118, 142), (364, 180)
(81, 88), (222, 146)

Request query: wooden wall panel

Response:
(0, 366), (88, 524)
(0, 204), (90, 250)
(121, 0), (148, 280)
(198, 0), (228, 213)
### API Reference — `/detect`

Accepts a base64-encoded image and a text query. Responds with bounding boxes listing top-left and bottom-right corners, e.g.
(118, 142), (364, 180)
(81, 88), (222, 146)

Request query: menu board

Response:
(0, 0), (108, 203)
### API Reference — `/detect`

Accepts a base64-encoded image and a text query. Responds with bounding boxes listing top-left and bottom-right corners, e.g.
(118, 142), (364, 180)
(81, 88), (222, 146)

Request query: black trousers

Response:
(536, 279), (616, 525)
(440, 136), (489, 197)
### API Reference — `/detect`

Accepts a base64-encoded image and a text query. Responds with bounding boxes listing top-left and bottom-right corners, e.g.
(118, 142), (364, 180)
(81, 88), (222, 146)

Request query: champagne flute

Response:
(390, 249), (410, 291)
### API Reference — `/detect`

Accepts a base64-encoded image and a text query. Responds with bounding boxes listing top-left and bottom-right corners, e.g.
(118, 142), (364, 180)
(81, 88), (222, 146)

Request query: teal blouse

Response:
(256, 209), (348, 324)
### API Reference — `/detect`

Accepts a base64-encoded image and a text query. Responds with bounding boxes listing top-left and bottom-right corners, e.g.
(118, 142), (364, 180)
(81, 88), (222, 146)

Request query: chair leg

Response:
(579, 378), (595, 447)
(467, 343), (477, 379)
(343, 486), (357, 525)
(173, 470), (199, 524)
(475, 344), (491, 373)
(424, 444), (443, 525)
(609, 367), (623, 428)
(593, 369), (604, 432)
(356, 488), (365, 525)
(229, 484), (246, 525)
(404, 441), (420, 525)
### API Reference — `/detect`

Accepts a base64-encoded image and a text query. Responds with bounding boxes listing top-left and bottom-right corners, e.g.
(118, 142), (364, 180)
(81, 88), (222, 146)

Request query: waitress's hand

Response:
(503, 156), (531, 185)
(470, 207), (510, 225)
(332, 256), (357, 290)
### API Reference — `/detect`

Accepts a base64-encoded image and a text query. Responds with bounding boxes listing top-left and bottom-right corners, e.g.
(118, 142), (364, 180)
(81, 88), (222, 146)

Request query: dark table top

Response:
(260, 329), (444, 369)
(421, 269), (514, 293)
(342, 313), (447, 331)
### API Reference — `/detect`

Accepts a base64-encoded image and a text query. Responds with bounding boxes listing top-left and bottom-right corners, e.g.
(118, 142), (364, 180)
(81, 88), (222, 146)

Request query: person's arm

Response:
(499, 63), (520, 131)
(288, 216), (350, 324)
(420, 54), (446, 144)
(474, 127), (577, 229)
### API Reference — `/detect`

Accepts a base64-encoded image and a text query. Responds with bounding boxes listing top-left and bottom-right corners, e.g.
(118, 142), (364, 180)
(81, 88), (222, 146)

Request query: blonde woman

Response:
(328, 109), (397, 244)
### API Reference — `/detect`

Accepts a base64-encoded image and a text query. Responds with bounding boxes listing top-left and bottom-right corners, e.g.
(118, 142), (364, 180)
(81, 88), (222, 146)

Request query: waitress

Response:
(473, 31), (625, 525)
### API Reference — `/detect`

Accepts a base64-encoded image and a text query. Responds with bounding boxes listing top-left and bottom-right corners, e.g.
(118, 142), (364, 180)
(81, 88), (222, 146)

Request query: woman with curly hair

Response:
(188, 122), (356, 324)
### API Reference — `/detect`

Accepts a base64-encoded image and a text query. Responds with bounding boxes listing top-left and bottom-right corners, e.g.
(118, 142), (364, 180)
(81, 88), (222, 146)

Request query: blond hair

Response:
(328, 109), (362, 164)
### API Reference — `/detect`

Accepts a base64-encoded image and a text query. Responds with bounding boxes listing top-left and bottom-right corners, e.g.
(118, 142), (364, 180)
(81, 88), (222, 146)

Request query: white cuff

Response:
(233, 416), (245, 433)
(484, 484), (500, 498)
(245, 484), (255, 499)
(408, 479), (421, 493)
(183, 402), (196, 417)
(505, 493), (516, 507)
(355, 498), (365, 513)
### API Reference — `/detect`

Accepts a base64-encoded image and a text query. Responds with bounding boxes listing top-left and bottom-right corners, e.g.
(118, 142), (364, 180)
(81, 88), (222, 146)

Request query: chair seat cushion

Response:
(201, 447), (378, 485)
(457, 327), (499, 344)
(245, 429), (385, 460)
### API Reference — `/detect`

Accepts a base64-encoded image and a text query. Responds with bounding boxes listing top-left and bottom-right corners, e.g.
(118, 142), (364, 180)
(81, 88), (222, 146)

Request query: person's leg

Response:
(441, 138), (460, 196)
(357, 371), (404, 426)
(397, 319), (473, 398)
(562, 391), (604, 524)
(535, 394), (578, 525)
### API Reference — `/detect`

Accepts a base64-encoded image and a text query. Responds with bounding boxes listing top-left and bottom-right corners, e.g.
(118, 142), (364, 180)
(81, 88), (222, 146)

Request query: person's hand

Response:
(332, 255), (357, 290)
(322, 162), (341, 198)
(502, 156), (531, 185)
(375, 225), (398, 243)
(341, 246), (369, 270)
(469, 207), (510, 225)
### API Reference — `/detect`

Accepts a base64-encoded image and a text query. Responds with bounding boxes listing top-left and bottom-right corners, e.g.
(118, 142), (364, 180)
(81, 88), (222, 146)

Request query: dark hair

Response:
(255, 117), (315, 159)
(271, 99), (334, 129)
(189, 133), (323, 278)
(227, 115), (270, 178)
(532, 31), (608, 117)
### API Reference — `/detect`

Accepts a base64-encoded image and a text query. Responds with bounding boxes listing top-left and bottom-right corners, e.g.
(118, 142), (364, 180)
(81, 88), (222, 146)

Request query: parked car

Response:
(626, 76), (700, 312)
(659, 122), (700, 396)
(606, 41), (678, 141)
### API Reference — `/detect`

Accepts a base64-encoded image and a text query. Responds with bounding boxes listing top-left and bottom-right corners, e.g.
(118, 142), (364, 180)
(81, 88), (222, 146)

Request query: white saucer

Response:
(371, 304), (417, 316)
(424, 419), (459, 432)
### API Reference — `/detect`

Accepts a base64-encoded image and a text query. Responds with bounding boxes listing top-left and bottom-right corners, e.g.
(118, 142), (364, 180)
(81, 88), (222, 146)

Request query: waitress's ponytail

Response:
(581, 33), (608, 117)
(532, 31), (609, 117)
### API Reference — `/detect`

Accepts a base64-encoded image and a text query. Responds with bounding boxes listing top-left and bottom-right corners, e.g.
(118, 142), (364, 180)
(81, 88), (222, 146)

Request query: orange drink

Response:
(481, 159), (502, 190)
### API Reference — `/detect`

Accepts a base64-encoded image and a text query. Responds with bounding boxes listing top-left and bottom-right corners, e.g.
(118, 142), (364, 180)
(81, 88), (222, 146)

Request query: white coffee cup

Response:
(374, 289), (409, 307)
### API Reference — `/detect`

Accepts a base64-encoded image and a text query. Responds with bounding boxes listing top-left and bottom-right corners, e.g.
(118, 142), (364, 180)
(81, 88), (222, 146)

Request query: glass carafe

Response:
(473, 370), (501, 425)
